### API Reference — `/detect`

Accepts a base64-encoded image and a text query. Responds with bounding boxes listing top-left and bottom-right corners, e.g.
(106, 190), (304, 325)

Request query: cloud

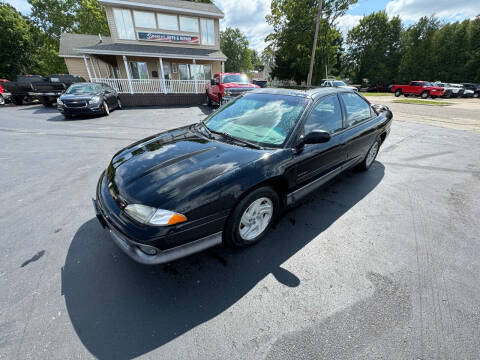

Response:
(7, 0), (31, 14)
(335, 14), (363, 36)
(386, 0), (480, 21)
(215, 0), (273, 53)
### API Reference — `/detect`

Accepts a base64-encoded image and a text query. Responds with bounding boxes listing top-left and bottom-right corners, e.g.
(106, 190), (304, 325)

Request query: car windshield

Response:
(423, 82), (432, 86)
(65, 84), (102, 94)
(204, 93), (309, 148)
(333, 81), (346, 86)
(222, 74), (249, 84)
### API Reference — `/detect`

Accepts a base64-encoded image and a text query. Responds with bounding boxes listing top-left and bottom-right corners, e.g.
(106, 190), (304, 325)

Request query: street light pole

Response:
(307, 0), (323, 87)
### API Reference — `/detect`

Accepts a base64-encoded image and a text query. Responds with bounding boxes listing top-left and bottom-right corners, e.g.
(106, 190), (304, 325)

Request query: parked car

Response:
(206, 73), (259, 105)
(433, 82), (464, 98)
(461, 83), (480, 98)
(0, 79), (12, 105)
(32, 74), (86, 107)
(391, 81), (446, 99)
(93, 87), (392, 265)
(2, 75), (44, 105)
(57, 82), (121, 119)
(320, 80), (358, 91)
(449, 83), (474, 98)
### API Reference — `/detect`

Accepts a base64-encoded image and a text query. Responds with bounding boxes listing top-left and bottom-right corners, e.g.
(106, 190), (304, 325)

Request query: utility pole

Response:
(307, 0), (323, 87)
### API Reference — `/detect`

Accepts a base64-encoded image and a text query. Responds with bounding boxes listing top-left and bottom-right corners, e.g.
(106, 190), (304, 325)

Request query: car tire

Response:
(421, 91), (429, 99)
(473, 92), (479, 98)
(224, 186), (280, 248)
(0, 95), (4, 106)
(117, 98), (122, 109)
(103, 101), (110, 116)
(12, 96), (23, 106)
(358, 138), (381, 171)
(394, 89), (402, 97)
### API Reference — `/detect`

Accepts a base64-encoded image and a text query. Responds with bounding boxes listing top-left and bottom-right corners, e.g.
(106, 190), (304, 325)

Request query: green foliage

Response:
(250, 50), (264, 72)
(345, 11), (402, 85)
(266, 0), (357, 84)
(220, 28), (253, 72)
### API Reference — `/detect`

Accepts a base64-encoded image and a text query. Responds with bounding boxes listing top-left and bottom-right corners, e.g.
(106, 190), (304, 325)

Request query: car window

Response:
(304, 95), (343, 134)
(340, 93), (372, 127)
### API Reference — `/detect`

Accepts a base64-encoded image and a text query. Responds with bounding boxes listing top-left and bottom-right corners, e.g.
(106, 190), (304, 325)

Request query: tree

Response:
(220, 28), (253, 72)
(250, 50), (264, 72)
(345, 11), (402, 85)
(266, 0), (357, 84)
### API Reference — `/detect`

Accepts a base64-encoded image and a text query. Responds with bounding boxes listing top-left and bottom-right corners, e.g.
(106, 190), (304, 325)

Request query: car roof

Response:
(250, 87), (355, 99)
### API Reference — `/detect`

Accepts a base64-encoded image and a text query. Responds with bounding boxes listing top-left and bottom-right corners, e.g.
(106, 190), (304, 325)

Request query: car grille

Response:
(227, 88), (255, 97)
(64, 100), (87, 108)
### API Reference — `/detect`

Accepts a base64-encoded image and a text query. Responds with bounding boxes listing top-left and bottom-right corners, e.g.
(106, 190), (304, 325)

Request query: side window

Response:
(304, 95), (343, 134)
(340, 93), (372, 127)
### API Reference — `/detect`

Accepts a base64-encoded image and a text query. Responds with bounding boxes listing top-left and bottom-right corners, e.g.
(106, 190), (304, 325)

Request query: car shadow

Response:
(62, 163), (385, 359)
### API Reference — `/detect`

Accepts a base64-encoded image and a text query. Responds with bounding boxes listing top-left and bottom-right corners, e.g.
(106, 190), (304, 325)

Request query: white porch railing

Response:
(91, 78), (210, 94)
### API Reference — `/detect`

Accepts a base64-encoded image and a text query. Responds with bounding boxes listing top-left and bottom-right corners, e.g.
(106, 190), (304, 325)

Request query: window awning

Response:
(76, 42), (227, 62)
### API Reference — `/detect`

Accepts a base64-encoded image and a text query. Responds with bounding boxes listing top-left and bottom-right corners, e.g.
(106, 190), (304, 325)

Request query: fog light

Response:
(138, 245), (158, 256)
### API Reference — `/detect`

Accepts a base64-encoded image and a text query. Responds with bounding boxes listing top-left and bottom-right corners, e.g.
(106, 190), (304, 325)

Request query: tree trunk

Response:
(307, 0), (323, 87)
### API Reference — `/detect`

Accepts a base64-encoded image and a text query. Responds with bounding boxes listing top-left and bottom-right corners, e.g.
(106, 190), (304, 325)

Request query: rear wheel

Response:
(12, 96), (24, 105)
(103, 101), (110, 116)
(224, 186), (279, 247)
(0, 95), (4, 106)
(358, 138), (380, 171)
(421, 91), (429, 99)
(474, 92), (479, 98)
(39, 97), (53, 107)
(394, 89), (402, 97)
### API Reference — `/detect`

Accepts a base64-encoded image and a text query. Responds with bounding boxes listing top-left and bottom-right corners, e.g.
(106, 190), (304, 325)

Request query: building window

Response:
(200, 19), (215, 45)
(128, 62), (149, 79)
(133, 11), (156, 28)
(113, 8), (135, 40)
(178, 64), (212, 80)
(157, 13), (178, 31)
(179, 16), (199, 33)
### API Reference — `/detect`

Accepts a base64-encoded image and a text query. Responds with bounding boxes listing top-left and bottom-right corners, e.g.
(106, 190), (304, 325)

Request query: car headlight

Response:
(124, 204), (187, 226)
(57, 98), (63, 105)
(88, 96), (101, 105)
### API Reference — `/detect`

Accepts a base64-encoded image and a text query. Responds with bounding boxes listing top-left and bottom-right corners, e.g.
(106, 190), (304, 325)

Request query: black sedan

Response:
(57, 82), (121, 119)
(93, 88), (392, 265)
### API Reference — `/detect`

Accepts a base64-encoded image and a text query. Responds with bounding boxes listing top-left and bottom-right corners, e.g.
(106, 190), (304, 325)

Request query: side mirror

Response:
(296, 130), (330, 149)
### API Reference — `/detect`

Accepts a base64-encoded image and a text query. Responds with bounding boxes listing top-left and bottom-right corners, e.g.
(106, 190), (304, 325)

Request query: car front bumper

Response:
(58, 104), (105, 115)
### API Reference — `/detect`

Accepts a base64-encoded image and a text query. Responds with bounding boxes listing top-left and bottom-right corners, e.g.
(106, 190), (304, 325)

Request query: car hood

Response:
(107, 126), (265, 210)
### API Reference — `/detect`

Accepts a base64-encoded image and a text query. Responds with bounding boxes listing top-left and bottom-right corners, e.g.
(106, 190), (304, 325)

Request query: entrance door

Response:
(162, 62), (171, 80)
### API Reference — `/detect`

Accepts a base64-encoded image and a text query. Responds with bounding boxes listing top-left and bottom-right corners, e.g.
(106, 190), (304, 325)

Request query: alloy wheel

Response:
(366, 141), (379, 167)
(239, 197), (273, 241)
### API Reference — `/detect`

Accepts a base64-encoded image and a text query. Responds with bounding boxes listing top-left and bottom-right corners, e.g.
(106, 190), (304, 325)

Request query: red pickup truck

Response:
(391, 81), (445, 99)
(206, 73), (259, 106)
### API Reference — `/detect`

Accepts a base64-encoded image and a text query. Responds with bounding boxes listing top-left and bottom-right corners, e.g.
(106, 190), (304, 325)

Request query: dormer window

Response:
(113, 8), (135, 40)
(179, 16), (199, 33)
(157, 13), (178, 31)
(133, 11), (156, 29)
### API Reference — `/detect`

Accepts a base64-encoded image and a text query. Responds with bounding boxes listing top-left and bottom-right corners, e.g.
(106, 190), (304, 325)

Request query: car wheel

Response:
(103, 101), (110, 116)
(421, 91), (429, 99)
(0, 95), (4, 106)
(394, 90), (402, 97)
(224, 186), (279, 247)
(117, 98), (122, 109)
(473, 92), (479, 98)
(12, 96), (23, 106)
(358, 138), (380, 171)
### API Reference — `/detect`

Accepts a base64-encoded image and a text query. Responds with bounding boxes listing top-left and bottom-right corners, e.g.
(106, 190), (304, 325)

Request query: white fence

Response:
(91, 78), (210, 94)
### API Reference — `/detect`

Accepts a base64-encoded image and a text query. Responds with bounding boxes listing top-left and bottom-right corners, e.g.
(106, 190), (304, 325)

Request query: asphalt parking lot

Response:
(1, 101), (480, 359)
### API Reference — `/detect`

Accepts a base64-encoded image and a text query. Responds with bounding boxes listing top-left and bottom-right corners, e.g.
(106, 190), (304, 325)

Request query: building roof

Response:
(98, 0), (224, 17)
(59, 33), (113, 57)
(76, 42), (227, 61)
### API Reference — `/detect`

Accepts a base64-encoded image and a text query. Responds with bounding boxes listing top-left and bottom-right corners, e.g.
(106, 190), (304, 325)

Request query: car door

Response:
(338, 92), (378, 164)
(102, 84), (115, 107)
(293, 94), (347, 186)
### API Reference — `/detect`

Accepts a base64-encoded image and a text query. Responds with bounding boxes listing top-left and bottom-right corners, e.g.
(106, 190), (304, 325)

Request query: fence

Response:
(91, 78), (210, 94)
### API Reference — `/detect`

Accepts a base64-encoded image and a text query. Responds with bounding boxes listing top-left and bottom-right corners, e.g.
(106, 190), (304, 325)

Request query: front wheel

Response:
(103, 101), (110, 116)
(473, 92), (479, 99)
(421, 91), (429, 99)
(358, 139), (380, 171)
(224, 186), (279, 247)
(394, 89), (402, 97)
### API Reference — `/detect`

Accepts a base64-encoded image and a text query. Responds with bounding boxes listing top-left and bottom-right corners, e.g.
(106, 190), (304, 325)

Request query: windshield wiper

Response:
(209, 129), (263, 149)
(195, 122), (214, 139)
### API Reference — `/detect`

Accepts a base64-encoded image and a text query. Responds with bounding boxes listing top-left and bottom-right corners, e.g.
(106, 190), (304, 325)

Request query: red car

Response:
(391, 81), (445, 99)
(206, 73), (259, 105)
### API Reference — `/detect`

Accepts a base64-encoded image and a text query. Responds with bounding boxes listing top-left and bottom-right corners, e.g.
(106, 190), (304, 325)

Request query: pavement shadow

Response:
(62, 163), (384, 359)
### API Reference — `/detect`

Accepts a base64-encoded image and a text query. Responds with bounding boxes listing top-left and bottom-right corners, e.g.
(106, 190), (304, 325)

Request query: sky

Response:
(7, 0), (480, 52)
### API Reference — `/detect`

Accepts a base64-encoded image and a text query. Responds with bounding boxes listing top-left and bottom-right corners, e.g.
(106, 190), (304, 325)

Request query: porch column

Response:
(193, 59), (198, 94)
(122, 56), (134, 94)
(83, 55), (93, 81)
(158, 57), (167, 94)
(90, 57), (98, 79)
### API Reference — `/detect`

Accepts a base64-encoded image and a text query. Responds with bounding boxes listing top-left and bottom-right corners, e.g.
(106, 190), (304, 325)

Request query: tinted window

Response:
(340, 93), (372, 127)
(65, 83), (102, 94)
(305, 95), (343, 134)
(204, 93), (309, 147)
